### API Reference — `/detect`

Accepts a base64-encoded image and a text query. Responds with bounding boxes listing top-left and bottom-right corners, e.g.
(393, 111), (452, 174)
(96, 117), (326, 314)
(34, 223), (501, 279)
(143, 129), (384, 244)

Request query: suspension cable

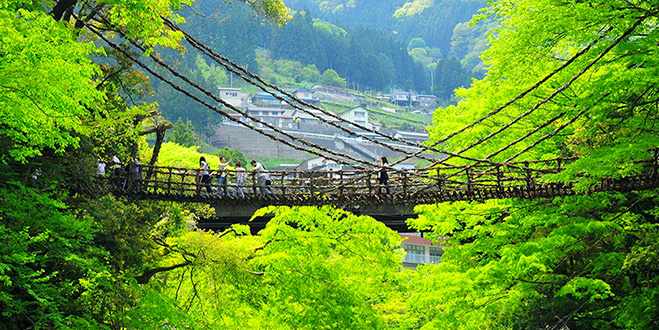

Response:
(82, 19), (375, 169)
(387, 26), (619, 168)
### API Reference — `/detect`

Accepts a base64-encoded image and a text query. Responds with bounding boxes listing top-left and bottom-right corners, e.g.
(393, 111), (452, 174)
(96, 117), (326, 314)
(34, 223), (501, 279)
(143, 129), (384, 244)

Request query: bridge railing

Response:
(106, 152), (658, 203)
(108, 159), (568, 198)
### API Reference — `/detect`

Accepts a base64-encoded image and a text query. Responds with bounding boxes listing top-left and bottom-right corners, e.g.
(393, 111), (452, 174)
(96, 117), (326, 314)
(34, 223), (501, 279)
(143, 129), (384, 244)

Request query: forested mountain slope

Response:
(151, 1), (432, 131)
(284, 0), (487, 53)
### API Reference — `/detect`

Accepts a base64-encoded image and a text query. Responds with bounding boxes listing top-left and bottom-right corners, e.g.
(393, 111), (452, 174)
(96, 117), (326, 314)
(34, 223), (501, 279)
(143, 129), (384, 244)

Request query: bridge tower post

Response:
(653, 149), (659, 187)
(524, 161), (534, 198)
(403, 171), (409, 197)
(251, 173), (257, 196)
(496, 165), (503, 195)
(339, 171), (344, 197)
(466, 167), (473, 199)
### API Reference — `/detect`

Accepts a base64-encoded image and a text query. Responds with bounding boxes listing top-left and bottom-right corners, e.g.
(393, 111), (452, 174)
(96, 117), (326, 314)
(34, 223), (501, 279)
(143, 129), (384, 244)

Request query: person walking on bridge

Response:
(378, 156), (390, 196)
(109, 152), (122, 188)
(217, 156), (231, 197)
(251, 160), (275, 198)
(199, 156), (212, 196)
(233, 161), (247, 198)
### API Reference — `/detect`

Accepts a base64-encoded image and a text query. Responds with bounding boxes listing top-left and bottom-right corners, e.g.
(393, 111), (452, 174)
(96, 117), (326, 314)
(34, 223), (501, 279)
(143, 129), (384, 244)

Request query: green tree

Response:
(299, 64), (321, 83)
(138, 206), (411, 328)
(0, 1), (290, 327)
(433, 55), (472, 101)
(320, 68), (347, 87)
(167, 118), (198, 148)
(407, 37), (427, 50)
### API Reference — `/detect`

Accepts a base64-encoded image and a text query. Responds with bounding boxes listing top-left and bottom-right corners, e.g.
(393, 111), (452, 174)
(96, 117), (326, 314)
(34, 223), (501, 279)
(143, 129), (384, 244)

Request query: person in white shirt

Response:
(199, 156), (212, 195)
(109, 153), (122, 187)
(232, 161), (247, 198)
(251, 160), (275, 198)
(217, 156), (231, 196)
(96, 158), (106, 176)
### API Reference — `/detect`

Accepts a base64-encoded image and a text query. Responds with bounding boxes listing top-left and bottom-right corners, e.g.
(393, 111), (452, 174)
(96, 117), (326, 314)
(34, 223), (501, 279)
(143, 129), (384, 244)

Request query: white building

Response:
(400, 233), (444, 269)
(217, 87), (249, 109)
(339, 106), (371, 129)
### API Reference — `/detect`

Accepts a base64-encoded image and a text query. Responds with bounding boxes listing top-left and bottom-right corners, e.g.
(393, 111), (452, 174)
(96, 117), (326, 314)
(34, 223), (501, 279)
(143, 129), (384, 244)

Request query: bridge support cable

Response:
(82, 19), (380, 170)
(388, 20), (646, 169)
(424, 110), (570, 186)
(162, 18), (455, 161)
(505, 109), (587, 163)
(161, 18), (537, 172)
(441, 17), (647, 168)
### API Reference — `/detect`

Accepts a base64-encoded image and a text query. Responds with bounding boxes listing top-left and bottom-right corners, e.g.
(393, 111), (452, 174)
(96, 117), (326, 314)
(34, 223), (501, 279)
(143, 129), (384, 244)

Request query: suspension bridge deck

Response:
(110, 155), (659, 231)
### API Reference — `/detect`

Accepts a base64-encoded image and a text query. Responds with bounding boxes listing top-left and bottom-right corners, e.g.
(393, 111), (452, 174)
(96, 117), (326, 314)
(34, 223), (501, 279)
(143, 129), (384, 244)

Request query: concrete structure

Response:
(312, 84), (366, 103)
(417, 94), (437, 109)
(210, 124), (434, 160)
(296, 157), (342, 171)
(394, 131), (429, 144)
(390, 89), (418, 107)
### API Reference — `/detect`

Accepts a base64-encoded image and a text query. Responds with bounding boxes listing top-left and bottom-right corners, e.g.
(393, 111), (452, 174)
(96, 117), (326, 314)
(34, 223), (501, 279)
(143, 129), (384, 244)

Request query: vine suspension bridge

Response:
(78, 10), (659, 231)
(110, 153), (659, 231)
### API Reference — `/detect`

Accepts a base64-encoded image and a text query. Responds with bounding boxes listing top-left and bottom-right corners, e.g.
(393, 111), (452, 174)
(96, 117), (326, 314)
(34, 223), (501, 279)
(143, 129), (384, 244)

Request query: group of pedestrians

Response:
(199, 156), (275, 198)
(96, 153), (142, 191)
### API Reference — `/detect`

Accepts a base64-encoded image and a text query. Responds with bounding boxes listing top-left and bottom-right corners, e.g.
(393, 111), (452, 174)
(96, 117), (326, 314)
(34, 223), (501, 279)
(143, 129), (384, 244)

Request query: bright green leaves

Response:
(409, 191), (659, 328)
(253, 206), (404, 328)
(0, 182), (114, 328)
(0, 8), (104, 162)
(419, 1), (659, 325)
(142, 206), (408, 329)
(431, 0), (659, 178)
(556, 277), (613, 302)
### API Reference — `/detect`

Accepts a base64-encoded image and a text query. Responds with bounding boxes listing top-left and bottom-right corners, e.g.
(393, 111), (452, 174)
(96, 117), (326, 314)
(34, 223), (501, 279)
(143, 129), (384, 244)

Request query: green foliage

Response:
(432, 55), (472, 101)
(408, 37), (427, 50)
(156, 142), (219, 167)
(0, 7), (104, 162)
(320, 68), (347, 87)
(414, 0), (659, 328)
(144, 206), (411, 329)
(410, 193), (659, 329)
(312, 18), (347, 36)
(0, 181), (114, 328)
(284, 0), (486, 54)
(393, 0), (434, 18)
(167, 118), (198, 148)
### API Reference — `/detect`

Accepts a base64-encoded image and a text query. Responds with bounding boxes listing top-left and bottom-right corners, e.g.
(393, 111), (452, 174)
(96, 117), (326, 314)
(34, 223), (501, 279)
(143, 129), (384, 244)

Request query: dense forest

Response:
(2, 0), (659, 329)
(284, 0), (486, 53)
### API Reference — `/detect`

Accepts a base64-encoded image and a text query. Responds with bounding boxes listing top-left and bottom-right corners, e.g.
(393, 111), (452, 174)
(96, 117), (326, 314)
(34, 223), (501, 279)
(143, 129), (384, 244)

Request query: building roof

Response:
(254, 92), (292, 101)
(337, 105), (367, 116)
(399, 233), (444, 245)
(217, 87), (241, 92)
(293, 109), (338, 122)
(296, 86), (314, 93)
(396, 131), (429, 138)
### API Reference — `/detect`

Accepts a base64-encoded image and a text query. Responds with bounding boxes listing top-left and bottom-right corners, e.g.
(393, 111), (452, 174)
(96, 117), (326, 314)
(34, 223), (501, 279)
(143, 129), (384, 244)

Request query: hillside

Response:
(283, 0), (487, 54)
